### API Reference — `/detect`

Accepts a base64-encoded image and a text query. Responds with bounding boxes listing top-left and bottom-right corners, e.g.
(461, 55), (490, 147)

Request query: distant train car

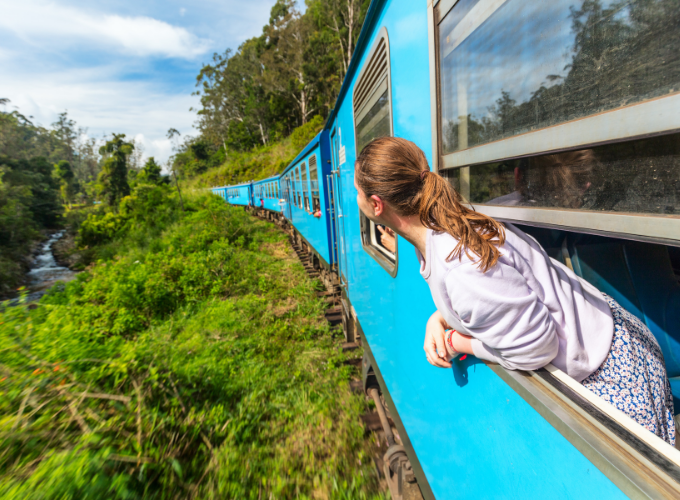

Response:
(279, 132), (335, 270)
(252, 175), (282, 212)
(212, 0), (680, 497)
(212, 182), (252, 207)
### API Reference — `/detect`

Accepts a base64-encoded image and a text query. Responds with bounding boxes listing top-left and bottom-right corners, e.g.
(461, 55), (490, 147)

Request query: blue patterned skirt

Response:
(582, 295), (675, 445)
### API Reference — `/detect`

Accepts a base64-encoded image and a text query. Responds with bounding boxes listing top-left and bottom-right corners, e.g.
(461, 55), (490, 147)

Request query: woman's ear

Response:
(370, 194), (384, 216)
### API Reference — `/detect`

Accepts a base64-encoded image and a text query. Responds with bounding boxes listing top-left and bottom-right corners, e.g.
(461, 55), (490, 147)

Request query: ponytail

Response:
(355, 137), (505, 272)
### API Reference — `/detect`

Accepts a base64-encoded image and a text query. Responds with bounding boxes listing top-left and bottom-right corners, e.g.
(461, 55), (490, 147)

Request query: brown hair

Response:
(355, 137), (505, 272)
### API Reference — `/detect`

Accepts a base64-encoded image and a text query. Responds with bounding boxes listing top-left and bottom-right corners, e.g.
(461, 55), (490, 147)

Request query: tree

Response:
(137, 157), (167, 186)
(308, 0), (369, 77)
(53, 160), (78, 207)
(97, 134), (133, 206)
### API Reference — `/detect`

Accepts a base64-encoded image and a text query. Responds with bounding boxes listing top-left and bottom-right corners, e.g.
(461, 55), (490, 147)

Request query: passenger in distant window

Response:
(260, 198), (264, 209)
(377, 225), (396, 253)
(354, 137), (675, 445)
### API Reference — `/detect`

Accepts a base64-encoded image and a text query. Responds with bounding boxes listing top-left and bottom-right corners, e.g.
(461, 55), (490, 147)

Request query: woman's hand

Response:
(424, 311), (474, 368)
(424, 311), (452, 368)
(377, 225), (396, 253)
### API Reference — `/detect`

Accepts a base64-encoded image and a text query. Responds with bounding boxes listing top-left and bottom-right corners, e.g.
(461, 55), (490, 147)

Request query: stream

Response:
(21, 231), (77, 303)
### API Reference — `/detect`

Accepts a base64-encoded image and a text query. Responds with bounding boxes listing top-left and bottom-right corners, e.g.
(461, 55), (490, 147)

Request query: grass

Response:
(0, 193), (386, 499)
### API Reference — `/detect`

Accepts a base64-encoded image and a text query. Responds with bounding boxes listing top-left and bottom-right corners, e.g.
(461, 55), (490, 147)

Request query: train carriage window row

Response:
(353, 28), (398, 277)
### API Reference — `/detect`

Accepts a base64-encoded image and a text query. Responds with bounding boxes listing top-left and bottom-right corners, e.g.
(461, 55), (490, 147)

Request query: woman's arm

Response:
(446, 263), (559, 371)
(423, 311), (473, 368)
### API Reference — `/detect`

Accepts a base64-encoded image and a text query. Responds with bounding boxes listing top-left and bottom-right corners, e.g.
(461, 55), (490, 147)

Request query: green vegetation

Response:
(1, 186), (385, 499)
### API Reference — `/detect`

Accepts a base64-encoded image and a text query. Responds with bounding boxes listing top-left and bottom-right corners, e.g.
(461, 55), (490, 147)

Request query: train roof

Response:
(280, 131), (323, 176)
(252, 174), (281, 185)
(216, 181), (252, 189)
(324, 0), (385, 132)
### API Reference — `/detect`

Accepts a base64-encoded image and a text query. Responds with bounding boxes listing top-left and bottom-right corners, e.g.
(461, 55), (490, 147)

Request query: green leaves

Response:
(1, 192), (384, 499)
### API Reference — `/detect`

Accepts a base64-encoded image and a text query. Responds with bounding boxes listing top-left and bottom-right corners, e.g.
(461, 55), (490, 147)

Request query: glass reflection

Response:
(439, 0), (680, 155)
(449, 133), (680, 215)
(356, 91), (391, 153)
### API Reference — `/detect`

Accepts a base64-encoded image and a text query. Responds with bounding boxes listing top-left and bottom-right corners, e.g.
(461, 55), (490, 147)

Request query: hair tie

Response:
(420, 170), (429, 181)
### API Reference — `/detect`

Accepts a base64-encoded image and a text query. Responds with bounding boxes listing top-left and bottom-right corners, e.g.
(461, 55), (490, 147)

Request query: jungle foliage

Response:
(0, 189), (385, 499)
(173, 0), (369, 182)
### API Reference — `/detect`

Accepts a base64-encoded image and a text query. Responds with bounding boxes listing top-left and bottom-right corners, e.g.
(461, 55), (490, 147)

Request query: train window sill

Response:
(491, 362), (680, 497)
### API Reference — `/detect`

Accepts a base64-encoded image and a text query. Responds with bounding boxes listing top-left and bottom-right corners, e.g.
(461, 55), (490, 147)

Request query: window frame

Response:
(352, 26), (399, 278)
(309, 154), (321, 213)
(300, 162), (310, 212)
(430, 0), (680, 246)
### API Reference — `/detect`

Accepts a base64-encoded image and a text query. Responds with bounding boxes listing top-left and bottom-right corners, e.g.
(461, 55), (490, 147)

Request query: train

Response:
(212, 0), (680, 498)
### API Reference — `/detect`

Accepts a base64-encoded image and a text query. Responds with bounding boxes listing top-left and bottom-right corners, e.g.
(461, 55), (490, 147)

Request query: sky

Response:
(0, 0), (280, 164)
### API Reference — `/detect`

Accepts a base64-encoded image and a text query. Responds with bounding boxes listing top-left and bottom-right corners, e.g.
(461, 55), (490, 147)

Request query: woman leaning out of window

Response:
(353, 137), (675, 445)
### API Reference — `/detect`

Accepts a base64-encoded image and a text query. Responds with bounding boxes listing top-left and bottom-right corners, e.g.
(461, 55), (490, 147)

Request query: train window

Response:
(436, 0), (680, 158)
(309, 155), (321, 213)
(301, 162), (310, 212)
(293, 167), (301, 208)
(442, 129), (680, 216)
(353, 27), (397, 277)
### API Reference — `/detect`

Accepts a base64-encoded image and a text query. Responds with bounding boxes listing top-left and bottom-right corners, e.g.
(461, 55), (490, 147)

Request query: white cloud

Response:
(1, 0), (211, 59)
(4, 66), (198, 163)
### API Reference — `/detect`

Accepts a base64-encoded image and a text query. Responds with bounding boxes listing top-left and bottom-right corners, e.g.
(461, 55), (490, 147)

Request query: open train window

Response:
(294, 167), (302, 208)
(308, 154), (321, 214)
(301, 162), (310, 212)
(353, 27), (397, 277)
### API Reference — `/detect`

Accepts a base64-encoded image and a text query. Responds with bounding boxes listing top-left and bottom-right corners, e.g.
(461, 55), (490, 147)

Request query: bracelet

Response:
(445, 329), (458, 353)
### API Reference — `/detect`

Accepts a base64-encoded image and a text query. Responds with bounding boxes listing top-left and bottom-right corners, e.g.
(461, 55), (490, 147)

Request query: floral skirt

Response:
(582, 295), (675, 445)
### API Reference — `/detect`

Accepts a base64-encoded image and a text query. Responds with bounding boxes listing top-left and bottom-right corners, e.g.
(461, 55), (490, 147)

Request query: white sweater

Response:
(415, 224), (614, 382)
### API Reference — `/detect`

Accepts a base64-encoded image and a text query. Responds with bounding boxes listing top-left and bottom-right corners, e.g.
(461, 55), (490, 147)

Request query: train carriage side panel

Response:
(281, 132), (335, 267)
(253, 175), (282, 212)
(323, 0), (634, 498)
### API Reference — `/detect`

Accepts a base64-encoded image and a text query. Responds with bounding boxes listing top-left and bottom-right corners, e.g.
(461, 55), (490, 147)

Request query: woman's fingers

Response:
(377, 225), (386, 234)
(424, 337), (452, 368)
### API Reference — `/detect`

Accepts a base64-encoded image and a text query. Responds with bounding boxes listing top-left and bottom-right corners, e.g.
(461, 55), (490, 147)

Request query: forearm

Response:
(428, 311), (474, 357)
(449, 330), (474, 356)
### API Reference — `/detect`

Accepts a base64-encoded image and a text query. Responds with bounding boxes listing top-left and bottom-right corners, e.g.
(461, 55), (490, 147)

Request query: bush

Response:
(0, 193), (385, 499)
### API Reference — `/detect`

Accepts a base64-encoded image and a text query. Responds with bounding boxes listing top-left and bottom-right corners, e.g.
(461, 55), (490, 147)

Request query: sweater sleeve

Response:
(445, 261), (559, 371)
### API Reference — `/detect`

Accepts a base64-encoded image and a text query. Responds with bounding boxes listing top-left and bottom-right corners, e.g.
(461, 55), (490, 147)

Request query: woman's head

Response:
(354, 137), (505, 271)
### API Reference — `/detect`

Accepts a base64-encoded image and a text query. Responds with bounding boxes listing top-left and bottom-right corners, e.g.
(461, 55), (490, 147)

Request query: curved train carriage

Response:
(212, 0), (680, 498)
(213, 182), (252, 207)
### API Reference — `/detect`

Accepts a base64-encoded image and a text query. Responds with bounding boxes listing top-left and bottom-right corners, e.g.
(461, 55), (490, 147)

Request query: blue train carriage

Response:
(212, 182), (253, 207)
(279, 131), (337, 278)
(252, 175), (282, 214)
(324, 0), (680, 498)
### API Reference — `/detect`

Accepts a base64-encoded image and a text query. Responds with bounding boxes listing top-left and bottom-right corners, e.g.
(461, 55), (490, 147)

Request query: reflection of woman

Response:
(525, 150), (594, 209)
(354, 137), (675, 445)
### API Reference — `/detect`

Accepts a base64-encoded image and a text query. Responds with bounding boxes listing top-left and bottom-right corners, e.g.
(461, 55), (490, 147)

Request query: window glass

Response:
(294, 167), (302, 208)
(356, 92), (390, 154)
(301, 162), (310, 211)
(438, 0), (680, 155)
(443, 132), (680, 215)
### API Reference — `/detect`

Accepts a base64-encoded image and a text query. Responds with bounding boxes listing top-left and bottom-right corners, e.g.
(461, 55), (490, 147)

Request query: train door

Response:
(330, 128), (348, 287)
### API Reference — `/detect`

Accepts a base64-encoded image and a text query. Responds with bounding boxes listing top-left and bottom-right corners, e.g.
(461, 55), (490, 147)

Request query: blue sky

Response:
(1, 0), (280, 163)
